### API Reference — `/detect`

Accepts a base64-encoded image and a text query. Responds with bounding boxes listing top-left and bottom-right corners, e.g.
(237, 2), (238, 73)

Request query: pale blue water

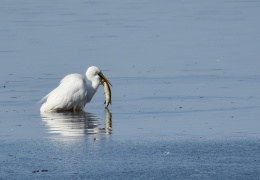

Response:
(1, 0), (260, 179)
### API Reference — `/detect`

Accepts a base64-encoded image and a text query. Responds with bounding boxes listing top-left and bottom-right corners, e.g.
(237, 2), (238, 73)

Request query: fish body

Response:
(101, 80), (111, 108)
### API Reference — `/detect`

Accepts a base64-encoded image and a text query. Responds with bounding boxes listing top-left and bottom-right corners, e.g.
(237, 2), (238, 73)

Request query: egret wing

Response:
(40, 74), (88, 112)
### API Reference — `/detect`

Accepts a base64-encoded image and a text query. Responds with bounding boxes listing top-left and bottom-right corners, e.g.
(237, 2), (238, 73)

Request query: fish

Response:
(101, 79), (111, 108)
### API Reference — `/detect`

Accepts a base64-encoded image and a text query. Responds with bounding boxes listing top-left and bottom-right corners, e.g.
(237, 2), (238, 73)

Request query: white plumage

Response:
(40, 66), (111, 112)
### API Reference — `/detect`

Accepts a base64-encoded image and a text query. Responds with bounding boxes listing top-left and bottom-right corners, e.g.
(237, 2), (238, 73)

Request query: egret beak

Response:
(99, 72), (112, 87)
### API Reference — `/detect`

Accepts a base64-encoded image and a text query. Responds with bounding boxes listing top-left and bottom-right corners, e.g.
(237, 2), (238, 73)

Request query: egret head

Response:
(86, 66), (112, 86)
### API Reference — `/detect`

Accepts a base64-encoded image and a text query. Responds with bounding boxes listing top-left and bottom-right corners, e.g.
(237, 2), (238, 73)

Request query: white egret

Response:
(40, 66), (112, 112)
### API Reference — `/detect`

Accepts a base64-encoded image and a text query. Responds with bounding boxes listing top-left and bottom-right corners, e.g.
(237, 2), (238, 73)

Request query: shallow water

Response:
(1, 0), (260, 179)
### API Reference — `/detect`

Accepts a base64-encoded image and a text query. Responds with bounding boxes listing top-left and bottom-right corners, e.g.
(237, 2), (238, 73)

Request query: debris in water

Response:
(32, 170), (48, 173)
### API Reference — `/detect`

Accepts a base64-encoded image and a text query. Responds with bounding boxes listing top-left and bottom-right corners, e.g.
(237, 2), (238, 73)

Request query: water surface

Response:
(1, 0), (260, 179)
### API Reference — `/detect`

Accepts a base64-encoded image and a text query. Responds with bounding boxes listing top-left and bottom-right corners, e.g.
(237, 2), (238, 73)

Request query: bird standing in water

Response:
(40, 66), (112, 112)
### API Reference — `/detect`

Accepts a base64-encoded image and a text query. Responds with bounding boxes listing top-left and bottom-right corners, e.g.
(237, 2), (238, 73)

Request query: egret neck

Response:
(86, 79), (100, 103)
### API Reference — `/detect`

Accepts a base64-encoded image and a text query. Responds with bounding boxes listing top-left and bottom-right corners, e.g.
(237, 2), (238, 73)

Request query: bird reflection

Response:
(41, 110), (112, 137)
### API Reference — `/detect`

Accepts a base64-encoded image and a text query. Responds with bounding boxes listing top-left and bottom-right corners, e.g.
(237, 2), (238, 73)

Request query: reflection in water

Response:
(41, 109), (112, 138)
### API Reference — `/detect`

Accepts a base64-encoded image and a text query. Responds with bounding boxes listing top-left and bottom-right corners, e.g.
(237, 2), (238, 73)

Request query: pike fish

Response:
(101, 79), (111, 108)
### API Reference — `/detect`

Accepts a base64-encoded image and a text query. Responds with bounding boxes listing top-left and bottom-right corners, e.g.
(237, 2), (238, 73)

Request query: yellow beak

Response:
(99, 72), (112, 87)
